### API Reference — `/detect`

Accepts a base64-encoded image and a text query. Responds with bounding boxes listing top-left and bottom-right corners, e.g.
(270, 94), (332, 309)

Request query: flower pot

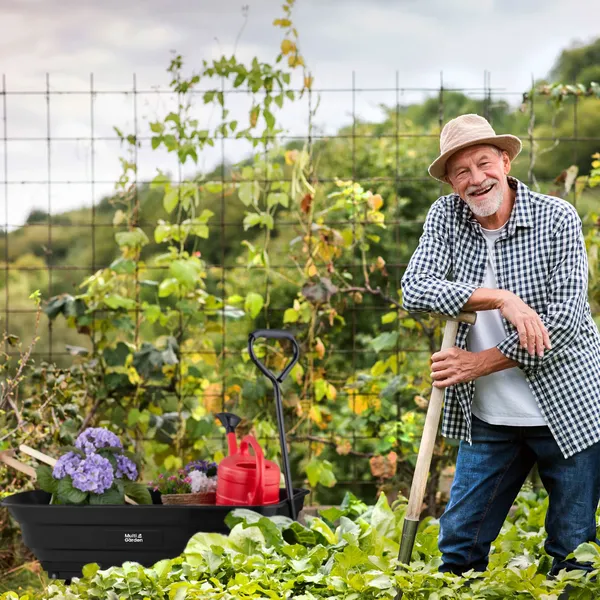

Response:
(161, 491), (216, 505)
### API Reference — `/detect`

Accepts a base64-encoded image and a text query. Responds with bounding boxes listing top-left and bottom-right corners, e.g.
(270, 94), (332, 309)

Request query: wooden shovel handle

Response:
(405, 312), (476, 520)
(410, 310), (477, 325)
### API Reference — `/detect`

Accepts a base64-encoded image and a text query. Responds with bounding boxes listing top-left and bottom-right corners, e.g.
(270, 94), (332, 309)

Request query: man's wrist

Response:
(475, 347), (518, 377)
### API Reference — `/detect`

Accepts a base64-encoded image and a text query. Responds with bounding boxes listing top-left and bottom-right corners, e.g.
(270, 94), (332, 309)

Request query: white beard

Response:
(464, 179), (503, 217)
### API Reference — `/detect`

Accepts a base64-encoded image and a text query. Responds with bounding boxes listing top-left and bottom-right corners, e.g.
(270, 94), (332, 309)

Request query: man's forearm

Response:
(463, 288), (506, 312)
(476, 347), (518, 377)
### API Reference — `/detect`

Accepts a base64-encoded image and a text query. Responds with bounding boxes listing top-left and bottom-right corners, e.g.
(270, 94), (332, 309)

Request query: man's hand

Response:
(498, 290), (551, 357)
(431, 347), (481, 388)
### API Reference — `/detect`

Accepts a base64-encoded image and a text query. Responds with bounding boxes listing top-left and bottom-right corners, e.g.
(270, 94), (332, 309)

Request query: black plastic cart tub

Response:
(2, 487), (309, 581)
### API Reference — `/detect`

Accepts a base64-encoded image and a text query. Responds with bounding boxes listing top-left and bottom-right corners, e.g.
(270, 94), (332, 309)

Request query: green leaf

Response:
(244, 292), (264, 319)
(127, 408), (141, 427)
(158, 277), (180, 298)
(305, 457), (337, 488)
(260, 214), (274, 229)
(307, 518), (337, 545)
(150, 172), (169, 189)
(115, 228), (149, 249)
(163, 134), (177, 151)
(264, 109), (275, 130)
(319, 506), (346, 523)
(314, 378), (327, 401)
(123, 481), (153, 505)
(104, 294), (137, 310)
(381, 311), (397, 324)
(267, 192), (288, 208)
(163, 188), (179, 213)
(283, 308), (299, 323)
(169, 259), (198, 289)
(36, 464), (58, 494)
(370, 331), (399, 353)
(89, 486), (125, 505)
(572, 542), (600, 563)
(165, 112), (180, 125)
(81, 563), (100, 579)
(370, 492), (396, 539)
(109, 257), (136, 274)
(239, 181), (260, 206)
(155, 222), (175, 243)
(319, 461), (336, 487)
(57, 477), (88, 505)
(243, 213), (262, 230)
(44, 295), (68, 320)
(189, 223), (208, 238)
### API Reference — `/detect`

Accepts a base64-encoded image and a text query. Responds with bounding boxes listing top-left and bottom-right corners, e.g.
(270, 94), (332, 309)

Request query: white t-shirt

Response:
(466, 222), (546, 426)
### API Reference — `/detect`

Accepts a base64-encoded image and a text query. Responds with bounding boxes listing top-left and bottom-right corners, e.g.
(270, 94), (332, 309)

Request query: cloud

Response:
(0, 0), (599, 226)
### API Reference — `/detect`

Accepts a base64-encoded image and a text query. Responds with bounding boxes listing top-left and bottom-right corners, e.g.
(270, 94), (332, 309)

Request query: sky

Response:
(0, 0), (599, 228)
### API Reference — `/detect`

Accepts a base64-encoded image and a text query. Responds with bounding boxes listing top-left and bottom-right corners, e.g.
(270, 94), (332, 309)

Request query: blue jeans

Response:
(439, 414), (600, 576)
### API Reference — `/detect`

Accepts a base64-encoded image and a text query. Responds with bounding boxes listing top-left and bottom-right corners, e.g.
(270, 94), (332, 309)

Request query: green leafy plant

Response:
(3, 490), (600, 599)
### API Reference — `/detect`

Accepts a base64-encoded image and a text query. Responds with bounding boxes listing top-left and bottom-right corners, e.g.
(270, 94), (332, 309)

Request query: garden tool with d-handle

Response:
(394, 311), (476, 600)
(247, 328), (300, 520)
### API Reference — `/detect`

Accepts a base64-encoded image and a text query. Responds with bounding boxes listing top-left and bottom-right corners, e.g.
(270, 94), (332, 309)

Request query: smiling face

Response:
(445, 144), (512, 220)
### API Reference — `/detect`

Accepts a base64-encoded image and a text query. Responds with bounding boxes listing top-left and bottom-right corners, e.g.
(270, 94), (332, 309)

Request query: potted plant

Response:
(35, 427), (152, 505)
(152, 459), (218, 505)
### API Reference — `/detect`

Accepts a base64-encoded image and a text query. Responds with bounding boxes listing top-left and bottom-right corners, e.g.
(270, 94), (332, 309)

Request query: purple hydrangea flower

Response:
(115, 454), (138, 481)
(75, 428), (122, 456)
(52, 451), (82, 479)
(71, 454), (114, 494)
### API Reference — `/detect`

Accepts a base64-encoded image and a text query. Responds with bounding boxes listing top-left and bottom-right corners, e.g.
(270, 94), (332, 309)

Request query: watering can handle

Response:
(240, 435), (265, 505)
(248, 329), (300, 383)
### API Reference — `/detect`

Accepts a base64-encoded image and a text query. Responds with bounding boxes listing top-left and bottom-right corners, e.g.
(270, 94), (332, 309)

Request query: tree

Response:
(549, 37), (600, 85)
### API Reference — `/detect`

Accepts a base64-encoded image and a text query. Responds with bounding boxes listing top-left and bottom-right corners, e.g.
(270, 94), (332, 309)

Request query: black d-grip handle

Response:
(248, 329), (300, 383)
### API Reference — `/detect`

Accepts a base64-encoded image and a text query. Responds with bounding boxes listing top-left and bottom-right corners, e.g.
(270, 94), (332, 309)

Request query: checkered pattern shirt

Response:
(401, 177), (600, 458)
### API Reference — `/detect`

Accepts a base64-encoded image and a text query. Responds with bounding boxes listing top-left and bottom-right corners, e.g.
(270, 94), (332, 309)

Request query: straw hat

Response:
(428, 114), (522, 183)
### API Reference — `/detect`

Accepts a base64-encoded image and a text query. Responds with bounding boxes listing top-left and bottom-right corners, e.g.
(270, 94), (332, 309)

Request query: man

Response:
(401, 113), (600, 577)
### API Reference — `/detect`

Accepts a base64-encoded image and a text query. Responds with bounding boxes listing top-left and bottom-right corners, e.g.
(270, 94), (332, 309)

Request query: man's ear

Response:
(502, 151), (511, 175)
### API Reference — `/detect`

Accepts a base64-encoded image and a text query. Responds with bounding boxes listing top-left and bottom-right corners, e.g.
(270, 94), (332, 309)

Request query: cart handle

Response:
(247, 329), (299, 520)
(248, 329), (300, 383)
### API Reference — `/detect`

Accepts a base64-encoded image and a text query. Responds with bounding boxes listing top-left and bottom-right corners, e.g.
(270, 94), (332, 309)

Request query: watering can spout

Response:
(215, 412), (242, 455)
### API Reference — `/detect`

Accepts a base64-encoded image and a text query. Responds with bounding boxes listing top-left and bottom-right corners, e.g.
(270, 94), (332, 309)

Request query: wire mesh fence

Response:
(1, 70), (599, 503)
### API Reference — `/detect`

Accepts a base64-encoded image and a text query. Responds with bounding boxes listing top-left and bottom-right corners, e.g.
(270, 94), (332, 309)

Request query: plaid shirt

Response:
(401, 177), (600, 459)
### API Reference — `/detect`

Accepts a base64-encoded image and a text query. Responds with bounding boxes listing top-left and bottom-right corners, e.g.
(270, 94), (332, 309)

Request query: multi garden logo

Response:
(124, 533), (144, 543)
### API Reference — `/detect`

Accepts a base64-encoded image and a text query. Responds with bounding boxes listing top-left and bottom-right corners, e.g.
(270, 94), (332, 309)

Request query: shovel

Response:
(394, 310), (477, 600)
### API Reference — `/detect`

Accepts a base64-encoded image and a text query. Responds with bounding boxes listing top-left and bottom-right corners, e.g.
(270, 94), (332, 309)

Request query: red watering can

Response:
(214, 412), (280, 506)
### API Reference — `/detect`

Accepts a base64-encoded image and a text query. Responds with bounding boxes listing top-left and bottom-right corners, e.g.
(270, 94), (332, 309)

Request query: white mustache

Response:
(466, 178), (498, 196)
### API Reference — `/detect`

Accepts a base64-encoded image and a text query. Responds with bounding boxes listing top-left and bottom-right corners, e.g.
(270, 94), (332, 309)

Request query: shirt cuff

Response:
(496, 331), (543, 373)
(434, 282), (478, 318)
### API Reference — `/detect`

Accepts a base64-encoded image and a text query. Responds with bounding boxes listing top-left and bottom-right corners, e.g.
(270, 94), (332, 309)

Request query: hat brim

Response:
(428, 135), (522, 183)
